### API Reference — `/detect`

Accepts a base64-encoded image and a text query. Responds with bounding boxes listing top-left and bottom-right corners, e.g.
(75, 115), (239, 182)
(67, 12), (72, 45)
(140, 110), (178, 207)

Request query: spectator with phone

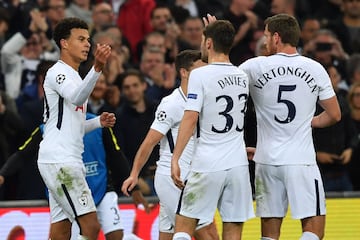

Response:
(313, 64), (358, 192)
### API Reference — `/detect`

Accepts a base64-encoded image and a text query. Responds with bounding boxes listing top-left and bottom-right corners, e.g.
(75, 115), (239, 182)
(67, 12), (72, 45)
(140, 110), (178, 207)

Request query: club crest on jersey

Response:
(157, 111), (167, 121)
(187, 93), (197, 99)
(78, 193), (88, 207)
(56, 74), (65, 84)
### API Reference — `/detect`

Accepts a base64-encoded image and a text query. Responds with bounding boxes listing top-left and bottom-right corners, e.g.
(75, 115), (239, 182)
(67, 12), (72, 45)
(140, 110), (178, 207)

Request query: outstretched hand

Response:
(93, 44), (112, 72)
(100, 112), (116, 127)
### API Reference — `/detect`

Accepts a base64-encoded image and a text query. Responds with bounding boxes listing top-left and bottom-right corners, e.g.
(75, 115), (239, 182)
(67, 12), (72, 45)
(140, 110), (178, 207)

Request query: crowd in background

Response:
(0, 0), (359, 200)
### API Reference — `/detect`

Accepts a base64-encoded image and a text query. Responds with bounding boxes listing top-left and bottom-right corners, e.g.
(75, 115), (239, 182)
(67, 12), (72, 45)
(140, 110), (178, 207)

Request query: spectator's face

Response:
(0, 20), (8, 36)
(181, 18), (203, 49)
(313, 34), (335, 66)
(121, 75), (146, 104)
(151, 8), (172, 33)
(350, 86), (360, 109)
(91, 74), (107, 100)
(144, 35), (166, 54)
(21, 34), (43, 59)
(92, 3), (114, 29)
(140, 52), (164, 74)
(342, 0), (360, 18)
(301, 19), (320, 44)
(271, 0), (287, 15)
(46, 0), (65, 25)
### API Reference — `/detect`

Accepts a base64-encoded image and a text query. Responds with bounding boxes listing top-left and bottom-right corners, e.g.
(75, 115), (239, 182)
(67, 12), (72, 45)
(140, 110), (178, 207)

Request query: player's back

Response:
(186, 63), (249, 172)
(240, 53), (336, 165)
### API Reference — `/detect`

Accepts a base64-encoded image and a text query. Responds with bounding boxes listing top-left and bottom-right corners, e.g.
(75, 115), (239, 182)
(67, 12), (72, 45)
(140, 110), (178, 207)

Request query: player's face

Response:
(264, 25), (276, 55)
(121, 75), (146, 104)
(64, 28), (91, 63)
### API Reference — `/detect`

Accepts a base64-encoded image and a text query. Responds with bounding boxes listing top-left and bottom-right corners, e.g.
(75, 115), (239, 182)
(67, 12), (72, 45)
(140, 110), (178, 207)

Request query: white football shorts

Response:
(38, 162), (96, 223)
(255, 163), (326, 219)
(176, 165), (255, 223)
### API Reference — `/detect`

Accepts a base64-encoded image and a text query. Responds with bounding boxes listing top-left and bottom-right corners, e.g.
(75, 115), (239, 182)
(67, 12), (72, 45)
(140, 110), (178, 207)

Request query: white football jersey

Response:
(38, 60), (101, 163)
(239, 53), (336, 165)
(186, 63), (249, 172)
(151, 87), (193, 175)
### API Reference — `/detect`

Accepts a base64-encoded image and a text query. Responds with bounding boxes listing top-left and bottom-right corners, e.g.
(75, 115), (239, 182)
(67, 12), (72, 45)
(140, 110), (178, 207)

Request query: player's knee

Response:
(173, 232), (192, 240)
(300, 231), (320, 240)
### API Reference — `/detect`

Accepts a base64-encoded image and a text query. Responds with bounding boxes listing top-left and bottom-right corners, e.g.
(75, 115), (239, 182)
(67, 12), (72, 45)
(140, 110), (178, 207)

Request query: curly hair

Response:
(53, 17), (88, 49)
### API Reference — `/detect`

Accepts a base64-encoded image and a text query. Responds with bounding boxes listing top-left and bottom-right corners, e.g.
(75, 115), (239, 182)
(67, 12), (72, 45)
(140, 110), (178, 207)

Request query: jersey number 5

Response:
(212, 94), (248, 133)
(275, 85), (296, 124)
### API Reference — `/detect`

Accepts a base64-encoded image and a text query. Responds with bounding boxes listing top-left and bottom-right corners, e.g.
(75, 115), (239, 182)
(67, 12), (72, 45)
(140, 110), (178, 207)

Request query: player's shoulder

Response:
(157, 89), (184, 112)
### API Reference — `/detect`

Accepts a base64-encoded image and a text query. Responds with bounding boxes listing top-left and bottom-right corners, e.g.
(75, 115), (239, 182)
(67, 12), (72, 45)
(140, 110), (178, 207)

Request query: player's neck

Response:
(208, 53), (231, 64)
(277, 45), (298, 55)
(60, 54), (81, 71)
(180, 82), (187, 96)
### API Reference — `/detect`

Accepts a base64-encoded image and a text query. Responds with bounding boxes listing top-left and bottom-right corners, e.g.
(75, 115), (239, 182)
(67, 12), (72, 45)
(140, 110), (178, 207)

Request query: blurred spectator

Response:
(65, 0), (93, 25)
(1, 9), (58, 100)
(313, 64), (358, 192)
(303, 29), (349, 78)
(179, 16), (203, 50)
(139, 48), (177, 103)
(347, 82), (360, 190)
(223, 0), (261, 65)
(270, 0), (296, 17)
(327, 0), (360, 55)
(298, 16), (321, 54)
(0, 90), (26, 200)
(87, 73), (118, 114)
(116, 0), (156, 61)
(172, 0), (199, 17)
(150, 4), (185, 63)
(114, 69), (159, 195)
(19, 60), (55, 136)
(43, 0), (66, 31)
(92, 31), (128, 84)
(346, 53), (360, 85)
(0, 7), (10, 51)
(90, 2), (115, 38)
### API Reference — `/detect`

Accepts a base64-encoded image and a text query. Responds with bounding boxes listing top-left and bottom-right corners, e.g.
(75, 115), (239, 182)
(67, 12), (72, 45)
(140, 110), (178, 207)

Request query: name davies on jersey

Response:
(217, 75), (247, 89)
(253, 66), (318, 93)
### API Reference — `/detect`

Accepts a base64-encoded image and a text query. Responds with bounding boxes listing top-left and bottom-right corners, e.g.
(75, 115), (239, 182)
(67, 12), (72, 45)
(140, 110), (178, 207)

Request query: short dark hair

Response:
(53, 17), (88, 49)
(175, 49), (202, 75)
(264, 14), (300, 47)
(114, 69), (146, 90)
(203, 20), (235, 55)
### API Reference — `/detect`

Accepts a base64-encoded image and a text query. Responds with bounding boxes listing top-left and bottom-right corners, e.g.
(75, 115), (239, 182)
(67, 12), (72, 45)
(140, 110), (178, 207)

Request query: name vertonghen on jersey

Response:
(217, 75), (247, 89)
(254, 66), (318, 93)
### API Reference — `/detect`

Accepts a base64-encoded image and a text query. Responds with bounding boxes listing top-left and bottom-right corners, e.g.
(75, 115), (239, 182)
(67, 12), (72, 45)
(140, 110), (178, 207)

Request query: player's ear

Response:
(179, 68), (188, 79)
(60, 39), (68, 49)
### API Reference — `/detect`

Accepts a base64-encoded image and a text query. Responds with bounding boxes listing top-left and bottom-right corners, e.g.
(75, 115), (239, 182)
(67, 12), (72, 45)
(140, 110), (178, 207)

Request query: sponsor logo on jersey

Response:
(187, 93), (197, 99)
(56, 74), (65, 84)
(156, 111), (167, 121)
